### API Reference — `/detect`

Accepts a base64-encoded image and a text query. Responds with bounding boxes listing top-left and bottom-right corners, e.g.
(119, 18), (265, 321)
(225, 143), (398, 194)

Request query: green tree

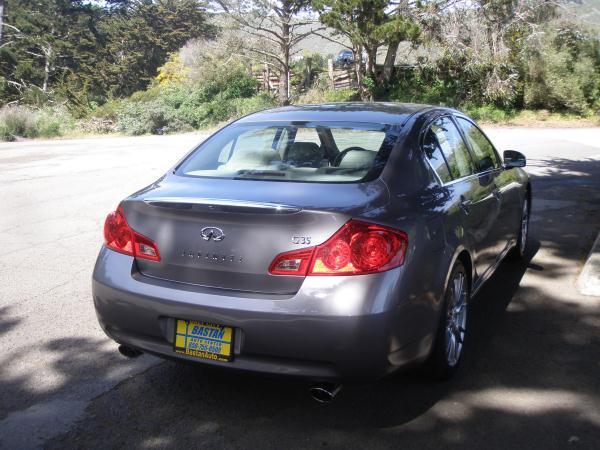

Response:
(95, 0), (216, 98)
(314, 0), (389, 100)
(214, 0), (321, 105)
(0, 0), (215, 106)
(0, 0), (100, 102)
(378, 1), (443, 85)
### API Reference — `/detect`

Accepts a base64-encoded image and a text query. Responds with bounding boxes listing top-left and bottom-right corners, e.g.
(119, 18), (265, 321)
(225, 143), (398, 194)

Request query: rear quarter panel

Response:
(357, 115), (460, 364)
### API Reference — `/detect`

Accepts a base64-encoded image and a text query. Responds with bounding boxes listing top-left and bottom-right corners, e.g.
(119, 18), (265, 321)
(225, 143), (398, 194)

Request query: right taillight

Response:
(103, 205), (160, 262)
(268, 220), (408, 276)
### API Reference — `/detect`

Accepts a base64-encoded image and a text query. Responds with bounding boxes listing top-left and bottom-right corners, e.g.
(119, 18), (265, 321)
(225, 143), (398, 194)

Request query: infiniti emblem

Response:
(201, 226), (225, 242)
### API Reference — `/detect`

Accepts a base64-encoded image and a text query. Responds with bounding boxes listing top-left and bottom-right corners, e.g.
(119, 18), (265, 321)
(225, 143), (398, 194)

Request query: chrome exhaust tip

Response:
(309, 383), (342, 403)
(118, 344), (143, 358)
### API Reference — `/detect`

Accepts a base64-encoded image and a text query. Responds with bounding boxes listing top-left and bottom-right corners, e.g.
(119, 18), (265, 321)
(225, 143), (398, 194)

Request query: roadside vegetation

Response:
(0, 0), (598, 141)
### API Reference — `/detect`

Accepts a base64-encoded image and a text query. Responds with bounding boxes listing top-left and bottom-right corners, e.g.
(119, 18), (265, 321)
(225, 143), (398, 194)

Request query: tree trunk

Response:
(0, 1), (4, 45)
(278, 63), (289, 106)
(354, 45), (372, 102)
(380, 39), (399, 84)
(365, 46), (377, 79)
(42, 46), (51, 93)
(278, 20), (290, 106)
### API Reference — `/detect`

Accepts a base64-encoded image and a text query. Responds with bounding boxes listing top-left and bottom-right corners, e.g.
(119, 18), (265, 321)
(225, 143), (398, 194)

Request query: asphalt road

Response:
(0, 128), (599, 449)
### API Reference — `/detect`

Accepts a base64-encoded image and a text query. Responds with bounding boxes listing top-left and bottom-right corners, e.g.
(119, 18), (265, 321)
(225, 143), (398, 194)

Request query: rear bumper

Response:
(92, 247), (432, 381)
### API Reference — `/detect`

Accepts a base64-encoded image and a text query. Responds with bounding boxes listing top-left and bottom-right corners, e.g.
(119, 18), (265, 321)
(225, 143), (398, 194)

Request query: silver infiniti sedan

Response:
(93, 103), (530, 400)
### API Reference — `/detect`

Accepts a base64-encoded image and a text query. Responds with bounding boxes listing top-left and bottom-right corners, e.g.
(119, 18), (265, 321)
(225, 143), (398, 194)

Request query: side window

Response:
(423, 129), (453, 183)
(456, 117), (501, 172)
(430, 117), (476, 179)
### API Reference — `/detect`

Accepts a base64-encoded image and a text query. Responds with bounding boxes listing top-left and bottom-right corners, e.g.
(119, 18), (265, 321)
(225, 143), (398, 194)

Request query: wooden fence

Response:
(253, 58), (359, 94)
(253, 66), (281, 93)
(253, 59), (415, 93)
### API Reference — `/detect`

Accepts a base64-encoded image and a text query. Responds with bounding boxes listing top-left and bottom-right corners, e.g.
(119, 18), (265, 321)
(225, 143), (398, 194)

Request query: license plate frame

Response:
(173, 319), (234, 362)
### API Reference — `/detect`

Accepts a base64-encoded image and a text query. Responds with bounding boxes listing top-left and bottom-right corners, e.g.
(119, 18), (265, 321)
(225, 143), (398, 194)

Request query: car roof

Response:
(236, 102), (441, 126)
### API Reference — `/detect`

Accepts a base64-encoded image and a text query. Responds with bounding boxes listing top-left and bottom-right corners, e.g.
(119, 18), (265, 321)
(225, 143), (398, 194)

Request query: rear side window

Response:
(429, 117), (476, 180)
(423, 130), (453, 183)
(456, 117), (501, 172)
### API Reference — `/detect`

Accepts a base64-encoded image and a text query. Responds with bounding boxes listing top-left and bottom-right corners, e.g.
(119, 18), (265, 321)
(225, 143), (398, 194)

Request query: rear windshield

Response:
(176, 121), (399, 183)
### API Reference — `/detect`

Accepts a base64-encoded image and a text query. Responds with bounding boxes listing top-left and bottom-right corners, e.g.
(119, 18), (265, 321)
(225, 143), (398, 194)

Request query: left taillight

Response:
(103, 205), (160, 262)
(269, 220), (408, 276)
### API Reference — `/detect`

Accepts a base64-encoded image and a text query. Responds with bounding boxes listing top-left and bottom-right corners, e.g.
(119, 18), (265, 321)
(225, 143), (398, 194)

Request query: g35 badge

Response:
(292, 236), (311, 245)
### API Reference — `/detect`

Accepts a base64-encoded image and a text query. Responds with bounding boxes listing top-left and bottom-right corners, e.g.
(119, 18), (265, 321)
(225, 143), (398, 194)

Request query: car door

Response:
(424, 116), (501, 279)
(455, 116), (518, 258)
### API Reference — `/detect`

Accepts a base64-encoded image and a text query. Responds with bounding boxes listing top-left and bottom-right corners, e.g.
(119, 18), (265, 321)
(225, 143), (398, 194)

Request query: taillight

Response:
(269, 248), (313, 275)
(269, 220), (407, 276)
(103, 206), (160, 261)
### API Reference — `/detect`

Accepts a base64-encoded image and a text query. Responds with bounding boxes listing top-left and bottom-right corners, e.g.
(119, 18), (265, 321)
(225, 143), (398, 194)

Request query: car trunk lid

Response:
(123, 175), (389, 294)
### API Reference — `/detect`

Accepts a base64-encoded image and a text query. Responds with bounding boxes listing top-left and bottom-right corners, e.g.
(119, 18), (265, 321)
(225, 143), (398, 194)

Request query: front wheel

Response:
(510, 196), (530, 260)
(425, 260), (470, 380)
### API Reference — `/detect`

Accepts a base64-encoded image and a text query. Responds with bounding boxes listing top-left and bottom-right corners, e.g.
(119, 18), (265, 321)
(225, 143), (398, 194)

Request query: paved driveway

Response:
(0, 128), (599, 449)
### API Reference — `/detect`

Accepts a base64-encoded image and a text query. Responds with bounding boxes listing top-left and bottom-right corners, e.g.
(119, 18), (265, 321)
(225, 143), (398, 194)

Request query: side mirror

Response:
(503, 150), (526, 168)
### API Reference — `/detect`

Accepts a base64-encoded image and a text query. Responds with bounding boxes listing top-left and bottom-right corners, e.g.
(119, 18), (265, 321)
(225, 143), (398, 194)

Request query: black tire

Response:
(425, 260), (470, 380)
(510, 195), (530, 261)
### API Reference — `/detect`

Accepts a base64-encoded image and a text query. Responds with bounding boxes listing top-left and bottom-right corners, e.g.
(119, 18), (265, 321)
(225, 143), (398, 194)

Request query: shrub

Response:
(462, 104), (515, 123)
(116, 100), (169, 135)
(0, 124), (12, 141)
(323, 88), (359, 102)
(296, 76), (358, 104)
(0, 106), (39, 138)
(37, 107), (75, 137)
(524, 47), (598, 114)
(115, 67), (263, 134)
(90, 99), (123, 122)
(229, 93), (276, 118)
(0, 105), (75, 140)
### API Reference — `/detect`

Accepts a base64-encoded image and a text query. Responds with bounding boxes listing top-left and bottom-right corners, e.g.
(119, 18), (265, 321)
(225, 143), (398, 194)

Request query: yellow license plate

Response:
(173, 319), (234, 362)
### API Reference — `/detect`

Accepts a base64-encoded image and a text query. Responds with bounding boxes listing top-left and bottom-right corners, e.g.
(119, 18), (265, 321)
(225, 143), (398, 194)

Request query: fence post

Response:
(264, 64), (270, 91)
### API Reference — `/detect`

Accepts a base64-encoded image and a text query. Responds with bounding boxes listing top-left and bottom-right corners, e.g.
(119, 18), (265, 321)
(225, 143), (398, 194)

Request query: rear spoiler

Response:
(143, 197), (301, 214)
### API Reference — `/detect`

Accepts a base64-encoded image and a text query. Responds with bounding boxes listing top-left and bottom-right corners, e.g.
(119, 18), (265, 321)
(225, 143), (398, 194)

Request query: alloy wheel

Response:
(519, 200), (529, 254)
(445, 271), (467, 367)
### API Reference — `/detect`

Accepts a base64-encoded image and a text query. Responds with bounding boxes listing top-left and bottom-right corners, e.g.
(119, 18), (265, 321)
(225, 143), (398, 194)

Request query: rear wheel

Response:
(425, 260), (469, 380)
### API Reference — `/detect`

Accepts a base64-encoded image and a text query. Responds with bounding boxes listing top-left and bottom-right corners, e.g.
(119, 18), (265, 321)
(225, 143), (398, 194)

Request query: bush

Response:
(89, 98), (123, 122)
(0, 105), (75, 140)
(115, 67), (264, 134)
(323, 88), (359, 102)
(462, 104), (515, 123)
(524, 46), (598, 114)
(296, 76), (359, 104)
(116, 100), (169, 135)
(0, 106), (38, 139)
(37, 107), (75, 137)
(229, 93), (277, 118)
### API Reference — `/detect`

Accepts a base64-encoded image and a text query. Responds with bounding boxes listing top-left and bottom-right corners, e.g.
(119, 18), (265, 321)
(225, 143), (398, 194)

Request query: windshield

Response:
(176, 121), (399, 183)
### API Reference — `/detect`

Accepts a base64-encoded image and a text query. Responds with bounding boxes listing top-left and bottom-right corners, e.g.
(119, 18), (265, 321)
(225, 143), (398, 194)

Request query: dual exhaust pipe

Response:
(117, 345), (342, 402)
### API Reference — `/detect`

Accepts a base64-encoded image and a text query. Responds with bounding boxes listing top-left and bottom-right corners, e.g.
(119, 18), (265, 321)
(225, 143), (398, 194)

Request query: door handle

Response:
(459, 196), (470, 215)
